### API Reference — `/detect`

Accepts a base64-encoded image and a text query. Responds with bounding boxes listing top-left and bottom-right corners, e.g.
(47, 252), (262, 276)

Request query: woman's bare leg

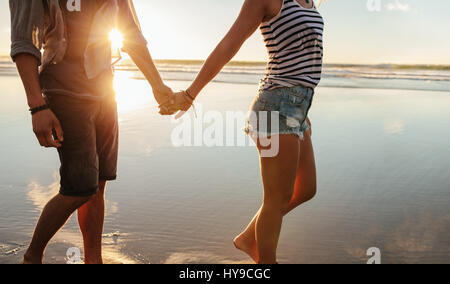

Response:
(289, 130), (317, 209)
(234, 208), (261, 262)
(234, 131), (316, 262)
(255, 135), (300, 264)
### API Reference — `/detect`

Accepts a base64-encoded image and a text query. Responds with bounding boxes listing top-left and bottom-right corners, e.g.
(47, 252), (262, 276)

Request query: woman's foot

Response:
(233, 234), (259, 263)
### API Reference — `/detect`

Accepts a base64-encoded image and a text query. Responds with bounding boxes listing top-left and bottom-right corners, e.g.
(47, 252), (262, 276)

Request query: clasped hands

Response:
(153, 84), (195, 118)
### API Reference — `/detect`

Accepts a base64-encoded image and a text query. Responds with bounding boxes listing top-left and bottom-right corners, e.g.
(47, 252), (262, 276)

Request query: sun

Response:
(109, 29), (124, 50)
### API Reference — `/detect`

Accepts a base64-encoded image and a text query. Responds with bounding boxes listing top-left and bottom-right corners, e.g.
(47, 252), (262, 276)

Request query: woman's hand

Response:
(159, 91), (194, 117)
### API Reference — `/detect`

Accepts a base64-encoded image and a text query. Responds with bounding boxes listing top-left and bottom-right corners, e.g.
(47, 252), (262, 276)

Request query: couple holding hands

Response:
(10, 0), (323, 264)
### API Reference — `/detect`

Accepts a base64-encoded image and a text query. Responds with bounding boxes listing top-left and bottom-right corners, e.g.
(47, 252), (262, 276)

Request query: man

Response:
(10, 0), (172, 264)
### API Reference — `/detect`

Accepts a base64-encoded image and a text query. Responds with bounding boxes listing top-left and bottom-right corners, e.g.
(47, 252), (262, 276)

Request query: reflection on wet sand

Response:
(344, 210), (450, 263)
(27, 172), (119, 216)
(1, 72), (449, 263)
(388, 211), (450, 257)
(26, 173), (135, 264)
(114, 72), (153, 114)
(27, 173), (59, 210)
(384, 119), (406, 135)
(164, 251), (251, 264)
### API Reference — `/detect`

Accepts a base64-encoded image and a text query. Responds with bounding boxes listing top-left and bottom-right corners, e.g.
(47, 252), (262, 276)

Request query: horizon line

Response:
(0, 54), (449, 68)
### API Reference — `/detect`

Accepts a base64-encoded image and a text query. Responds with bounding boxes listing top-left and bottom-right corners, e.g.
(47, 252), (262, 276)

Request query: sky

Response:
(1, 0), (449, 65)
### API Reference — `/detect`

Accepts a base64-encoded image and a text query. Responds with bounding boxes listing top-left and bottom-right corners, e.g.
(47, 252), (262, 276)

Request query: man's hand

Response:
(32, 110), (64, 148)
(14, 54), (63, 147)
(153, 84), (174, 107)
(159, 91), (193, 117)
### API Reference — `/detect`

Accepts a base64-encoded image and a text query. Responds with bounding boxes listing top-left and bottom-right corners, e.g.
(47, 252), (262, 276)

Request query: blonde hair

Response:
(316, 0), (326, 7)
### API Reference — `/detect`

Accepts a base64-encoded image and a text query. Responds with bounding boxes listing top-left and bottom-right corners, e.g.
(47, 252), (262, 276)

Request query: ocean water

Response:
(0, 59), (449, 264)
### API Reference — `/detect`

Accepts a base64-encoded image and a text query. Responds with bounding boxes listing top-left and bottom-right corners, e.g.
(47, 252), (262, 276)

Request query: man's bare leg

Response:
(77, 181), (107, 264)
(23, 194), (92, 264)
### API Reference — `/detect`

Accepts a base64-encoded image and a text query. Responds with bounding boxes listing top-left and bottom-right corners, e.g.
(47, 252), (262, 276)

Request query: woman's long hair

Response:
(316, 0), (326, 7)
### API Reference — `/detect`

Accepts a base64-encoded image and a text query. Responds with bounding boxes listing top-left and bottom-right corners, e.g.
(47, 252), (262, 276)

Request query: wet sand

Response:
(0, 72), (449, 264)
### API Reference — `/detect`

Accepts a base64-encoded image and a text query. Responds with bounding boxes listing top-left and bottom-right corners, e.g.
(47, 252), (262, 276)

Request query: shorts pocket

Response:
(280, 100), (307, 128)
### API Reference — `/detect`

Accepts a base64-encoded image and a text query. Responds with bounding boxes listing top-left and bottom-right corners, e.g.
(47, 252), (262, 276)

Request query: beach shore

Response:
(0, 66), (449, 264)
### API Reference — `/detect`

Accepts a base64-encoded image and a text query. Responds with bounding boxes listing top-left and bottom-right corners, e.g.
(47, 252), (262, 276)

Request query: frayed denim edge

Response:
(243, 128), (306, 141)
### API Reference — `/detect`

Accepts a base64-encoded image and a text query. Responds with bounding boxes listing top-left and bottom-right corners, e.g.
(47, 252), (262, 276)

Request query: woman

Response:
(162, 0), (324, 264)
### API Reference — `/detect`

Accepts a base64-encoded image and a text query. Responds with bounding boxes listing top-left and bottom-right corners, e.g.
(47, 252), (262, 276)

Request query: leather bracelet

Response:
(184, 89), (196, 101)
(30, 104), (50, 115)
(182, 91), (197, 118)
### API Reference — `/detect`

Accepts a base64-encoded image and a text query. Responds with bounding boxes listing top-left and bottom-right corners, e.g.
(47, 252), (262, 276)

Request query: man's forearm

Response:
(127, 45), (164, 91)
(15, 54), (45, 108)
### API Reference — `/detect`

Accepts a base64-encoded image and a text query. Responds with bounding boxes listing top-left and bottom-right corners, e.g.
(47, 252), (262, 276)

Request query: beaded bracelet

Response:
(30, 104), (50, 115)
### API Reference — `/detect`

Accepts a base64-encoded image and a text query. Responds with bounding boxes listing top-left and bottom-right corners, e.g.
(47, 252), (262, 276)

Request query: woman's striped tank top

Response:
(259, 0), (324, 91)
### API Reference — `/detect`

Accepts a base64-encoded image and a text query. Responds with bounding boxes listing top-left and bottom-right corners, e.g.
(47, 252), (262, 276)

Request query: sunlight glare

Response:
(110, 29), (154, 114)
(109, 29), (124, 50)
(114, 72), (154, 114)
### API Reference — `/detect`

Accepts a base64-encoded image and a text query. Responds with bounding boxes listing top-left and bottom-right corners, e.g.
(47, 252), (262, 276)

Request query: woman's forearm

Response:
(187, 40), (239, 98)
(186, 0), (266, 99)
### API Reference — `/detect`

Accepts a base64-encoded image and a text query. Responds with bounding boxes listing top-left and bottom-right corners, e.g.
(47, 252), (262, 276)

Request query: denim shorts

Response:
(245, 86), (314, 140)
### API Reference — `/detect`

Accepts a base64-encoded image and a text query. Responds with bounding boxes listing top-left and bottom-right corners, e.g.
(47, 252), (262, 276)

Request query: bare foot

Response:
(22, 251), (43, 264)
(233, 234), (259, 263)
(84, 258), (103, 264)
